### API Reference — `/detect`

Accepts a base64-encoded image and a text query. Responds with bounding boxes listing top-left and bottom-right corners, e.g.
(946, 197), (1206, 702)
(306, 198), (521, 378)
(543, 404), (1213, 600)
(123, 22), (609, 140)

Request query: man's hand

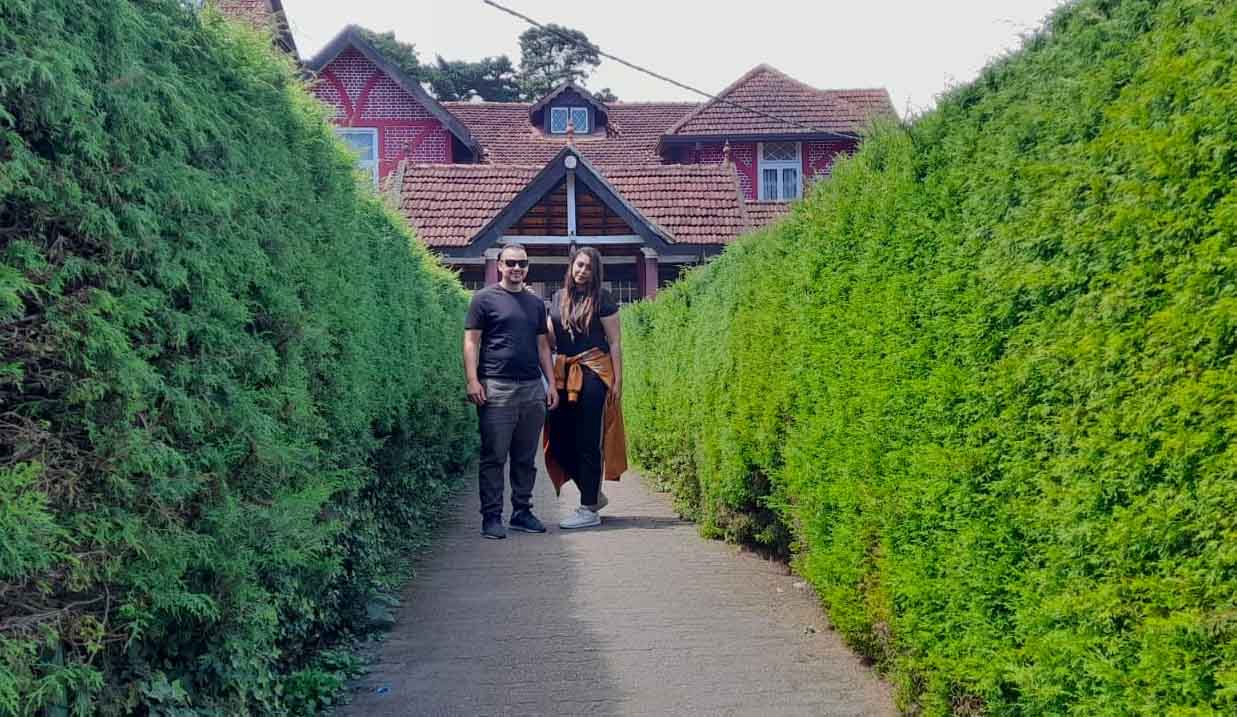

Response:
(546, 387), (559, 410)
(467, 378), (486, 406)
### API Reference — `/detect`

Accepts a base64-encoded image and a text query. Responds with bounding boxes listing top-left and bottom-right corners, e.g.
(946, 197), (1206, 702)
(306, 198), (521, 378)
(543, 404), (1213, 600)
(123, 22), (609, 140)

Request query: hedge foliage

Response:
(623, 0), (1236, 713)
(0, 1), (475, 714)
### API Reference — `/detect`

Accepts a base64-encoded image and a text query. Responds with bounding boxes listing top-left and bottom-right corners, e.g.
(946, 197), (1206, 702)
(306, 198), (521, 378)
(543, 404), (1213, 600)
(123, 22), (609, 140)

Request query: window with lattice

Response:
(549, 106), (589, 134)
(758, 141), (801, 200)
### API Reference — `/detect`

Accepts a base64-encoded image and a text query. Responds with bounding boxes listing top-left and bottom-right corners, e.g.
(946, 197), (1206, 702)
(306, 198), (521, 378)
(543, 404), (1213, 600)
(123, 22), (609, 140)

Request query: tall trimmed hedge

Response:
(0, 1), (475, 714)
(624, 0), (1236, 714)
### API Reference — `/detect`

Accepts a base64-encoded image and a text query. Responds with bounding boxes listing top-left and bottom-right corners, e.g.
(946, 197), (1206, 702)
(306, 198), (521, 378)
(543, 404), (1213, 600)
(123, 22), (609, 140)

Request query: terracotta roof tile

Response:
(665, 65), (896, 137)
(605, 165), (749, 245)
(399, 164), (541, 247)
(745, 201), (793, 230)
(398, 162), (750, 247)
(442, 102), (697, 166)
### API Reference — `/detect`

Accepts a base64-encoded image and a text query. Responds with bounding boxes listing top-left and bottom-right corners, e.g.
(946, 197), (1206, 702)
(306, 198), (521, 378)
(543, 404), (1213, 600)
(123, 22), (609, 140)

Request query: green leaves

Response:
(625, 0), (1237, 714)
(1, 1), (473, 714)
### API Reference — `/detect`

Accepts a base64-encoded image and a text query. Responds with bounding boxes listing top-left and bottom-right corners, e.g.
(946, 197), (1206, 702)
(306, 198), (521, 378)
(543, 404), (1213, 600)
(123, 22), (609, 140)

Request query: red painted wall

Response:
(311, 47), (451, 177)
(803, 140), (854, 188)
(683, 142), (757, 199)
(681, 140), (855, 200)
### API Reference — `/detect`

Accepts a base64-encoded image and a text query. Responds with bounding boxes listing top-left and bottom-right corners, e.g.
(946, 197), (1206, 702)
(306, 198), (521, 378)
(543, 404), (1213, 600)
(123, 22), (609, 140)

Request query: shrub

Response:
(0, 1), (475, 713)
(624, 0), (1236, 713)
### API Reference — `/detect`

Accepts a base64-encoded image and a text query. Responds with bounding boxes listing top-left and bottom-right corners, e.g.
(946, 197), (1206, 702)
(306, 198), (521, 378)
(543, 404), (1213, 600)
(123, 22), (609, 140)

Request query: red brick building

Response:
(216, 9), (896, 300)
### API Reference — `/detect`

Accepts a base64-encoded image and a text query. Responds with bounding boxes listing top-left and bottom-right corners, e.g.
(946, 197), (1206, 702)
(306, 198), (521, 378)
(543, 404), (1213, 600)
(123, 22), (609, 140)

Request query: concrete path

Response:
(340, 456), (895, 716)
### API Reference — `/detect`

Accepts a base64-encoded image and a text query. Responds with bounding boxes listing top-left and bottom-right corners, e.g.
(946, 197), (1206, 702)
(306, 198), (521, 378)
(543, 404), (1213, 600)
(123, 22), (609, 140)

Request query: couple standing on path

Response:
(462, 243), (628, 539)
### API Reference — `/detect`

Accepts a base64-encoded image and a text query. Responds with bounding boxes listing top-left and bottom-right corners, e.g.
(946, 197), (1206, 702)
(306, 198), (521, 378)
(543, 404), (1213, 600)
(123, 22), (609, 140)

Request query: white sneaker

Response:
(559, 507), (601, 529)
(588, 491), (609, 513)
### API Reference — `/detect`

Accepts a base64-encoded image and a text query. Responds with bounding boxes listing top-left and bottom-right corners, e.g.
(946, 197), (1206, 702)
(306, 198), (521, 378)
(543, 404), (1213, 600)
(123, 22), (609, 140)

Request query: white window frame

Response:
(336, 127), (379, 187)
(758, 141), (802, 201)
(549, 106), (589, 134)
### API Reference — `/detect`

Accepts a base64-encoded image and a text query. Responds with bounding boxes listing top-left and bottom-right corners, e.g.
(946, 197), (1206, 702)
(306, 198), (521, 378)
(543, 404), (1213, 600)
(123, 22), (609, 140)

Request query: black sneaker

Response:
(481, 515), (506, 540)
(508, 510), (546, 533)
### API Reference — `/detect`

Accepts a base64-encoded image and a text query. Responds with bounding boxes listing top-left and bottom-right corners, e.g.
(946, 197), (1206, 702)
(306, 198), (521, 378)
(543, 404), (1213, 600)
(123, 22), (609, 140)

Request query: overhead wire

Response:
(482, 0), (856, 141)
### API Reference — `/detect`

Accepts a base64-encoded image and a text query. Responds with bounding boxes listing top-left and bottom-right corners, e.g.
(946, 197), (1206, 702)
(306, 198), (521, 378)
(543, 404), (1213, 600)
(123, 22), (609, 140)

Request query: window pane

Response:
(550, 108), (568, 133)
(763, 168), (779, 200)
(783, 168), (799, 198)
(762, 141), (798, 162)
(338, 129), (376, 161)
(570, 107), (589, 133)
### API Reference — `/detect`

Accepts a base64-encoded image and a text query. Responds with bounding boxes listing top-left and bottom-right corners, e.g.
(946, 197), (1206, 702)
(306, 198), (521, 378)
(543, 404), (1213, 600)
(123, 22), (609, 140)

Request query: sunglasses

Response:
(502, 259), (529, 268)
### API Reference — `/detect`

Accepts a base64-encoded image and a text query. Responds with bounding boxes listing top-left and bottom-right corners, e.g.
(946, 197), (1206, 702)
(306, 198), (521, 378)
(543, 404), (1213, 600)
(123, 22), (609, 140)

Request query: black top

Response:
(549, 288), (619, 357)
(465, 286), (548, 380)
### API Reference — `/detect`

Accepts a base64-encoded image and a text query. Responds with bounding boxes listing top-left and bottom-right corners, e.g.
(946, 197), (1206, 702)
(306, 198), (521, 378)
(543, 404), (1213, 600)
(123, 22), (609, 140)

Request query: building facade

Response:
(215, 9), (897, 301)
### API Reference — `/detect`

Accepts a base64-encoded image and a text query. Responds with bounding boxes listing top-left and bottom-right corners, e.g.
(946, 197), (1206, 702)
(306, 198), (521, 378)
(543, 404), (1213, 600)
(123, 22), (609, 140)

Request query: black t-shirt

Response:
(465, 286), (548, 380)
(549, 288), (619, 357)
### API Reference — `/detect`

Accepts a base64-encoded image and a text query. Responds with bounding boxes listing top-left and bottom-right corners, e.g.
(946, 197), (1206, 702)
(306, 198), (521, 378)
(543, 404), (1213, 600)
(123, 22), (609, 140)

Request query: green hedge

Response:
(624, 0), (1236, 713)
(0, 1), (475, 714)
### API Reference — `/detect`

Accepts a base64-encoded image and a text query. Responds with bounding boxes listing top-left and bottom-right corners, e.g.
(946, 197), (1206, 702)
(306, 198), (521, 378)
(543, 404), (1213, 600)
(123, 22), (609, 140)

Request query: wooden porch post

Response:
(640, 248), (659, 299)
(484, 248), (500, 285)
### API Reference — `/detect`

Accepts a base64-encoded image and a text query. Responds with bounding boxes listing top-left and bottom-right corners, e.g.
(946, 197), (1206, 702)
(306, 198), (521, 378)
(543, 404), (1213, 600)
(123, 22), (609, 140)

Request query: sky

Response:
(280, 0), (1068, 117)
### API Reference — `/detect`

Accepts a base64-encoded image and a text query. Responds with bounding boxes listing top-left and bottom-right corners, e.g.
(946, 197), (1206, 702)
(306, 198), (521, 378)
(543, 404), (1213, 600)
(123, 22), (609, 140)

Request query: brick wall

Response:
(680, 140), (855, 200)
(680, 142), (758, 200)
(804, 139), (855, 187)
(310, 47), (450, 178)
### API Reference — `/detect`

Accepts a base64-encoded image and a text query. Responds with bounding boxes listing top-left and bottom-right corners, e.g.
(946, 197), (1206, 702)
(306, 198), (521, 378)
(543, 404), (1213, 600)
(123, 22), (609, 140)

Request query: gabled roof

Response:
(528, 81), (611, 119)
(396, 151), (751, 249)
(443, 101), (697, 166)
(396, 164), (540, 247)
(604, 165), (749, 245)
(662, 64), (896, 141)
(212, 0), (298, 57)
(305, 26), (480, 156)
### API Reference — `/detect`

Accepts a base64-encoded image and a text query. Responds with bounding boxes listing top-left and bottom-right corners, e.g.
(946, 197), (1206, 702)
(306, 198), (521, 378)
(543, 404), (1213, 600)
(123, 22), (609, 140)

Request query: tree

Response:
(517, 23), (601, 99)
(429, 55), (522, 102)
(593, 87), (618, 103)
(359, 28), (425, 81)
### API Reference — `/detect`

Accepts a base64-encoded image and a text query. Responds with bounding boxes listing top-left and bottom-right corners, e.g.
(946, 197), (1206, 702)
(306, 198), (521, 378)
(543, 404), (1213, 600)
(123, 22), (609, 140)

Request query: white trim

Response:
(757, 141), (801, 201)
(336, 127), (379, 187)
(499, 235), (644, 246)
(566, 173), (577, 236)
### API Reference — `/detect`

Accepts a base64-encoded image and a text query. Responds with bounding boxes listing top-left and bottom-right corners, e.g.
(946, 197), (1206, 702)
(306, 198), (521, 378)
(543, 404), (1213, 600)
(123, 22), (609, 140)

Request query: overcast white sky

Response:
(281, 0), (1067, 117)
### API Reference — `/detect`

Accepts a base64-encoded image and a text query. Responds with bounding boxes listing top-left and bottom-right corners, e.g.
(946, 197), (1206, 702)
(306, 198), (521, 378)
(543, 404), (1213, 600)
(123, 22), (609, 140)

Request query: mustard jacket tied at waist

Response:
(542, 347), (628, 494)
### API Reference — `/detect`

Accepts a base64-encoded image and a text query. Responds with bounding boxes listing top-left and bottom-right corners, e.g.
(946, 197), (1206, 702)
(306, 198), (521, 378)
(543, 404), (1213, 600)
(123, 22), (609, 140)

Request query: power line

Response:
(482, 0), (855, 140)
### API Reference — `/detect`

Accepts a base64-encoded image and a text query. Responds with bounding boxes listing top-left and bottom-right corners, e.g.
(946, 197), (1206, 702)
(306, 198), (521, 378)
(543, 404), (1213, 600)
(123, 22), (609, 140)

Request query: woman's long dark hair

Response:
(559, 246), (604, 338)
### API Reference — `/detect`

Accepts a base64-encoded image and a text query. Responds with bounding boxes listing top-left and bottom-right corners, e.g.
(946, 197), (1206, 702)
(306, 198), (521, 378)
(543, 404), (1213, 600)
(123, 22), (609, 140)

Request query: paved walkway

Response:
(340, 456), (895, 716)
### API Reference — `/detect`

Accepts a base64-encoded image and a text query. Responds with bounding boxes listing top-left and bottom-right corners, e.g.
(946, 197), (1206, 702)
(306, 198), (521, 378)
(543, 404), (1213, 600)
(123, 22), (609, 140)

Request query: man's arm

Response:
(601, 313), (622, 405)
(538, 334), (558, 410)
(463, 329), (485, 405)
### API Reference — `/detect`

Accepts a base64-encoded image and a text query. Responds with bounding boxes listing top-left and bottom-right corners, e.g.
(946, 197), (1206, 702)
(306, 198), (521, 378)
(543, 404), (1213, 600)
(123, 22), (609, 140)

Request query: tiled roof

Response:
(398, 164), (541, 247)
(664, 65), (896, 138)
(397, 161), (750, 247)
(442, 102), (697, 166)
(745, 201), (793, 231)
(604, 165), (749, 245)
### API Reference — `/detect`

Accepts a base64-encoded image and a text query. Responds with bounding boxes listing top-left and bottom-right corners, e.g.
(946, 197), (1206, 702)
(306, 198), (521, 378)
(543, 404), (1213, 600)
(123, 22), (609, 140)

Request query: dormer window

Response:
(550, 107), (589, 134)
(758, 141), (801, 200)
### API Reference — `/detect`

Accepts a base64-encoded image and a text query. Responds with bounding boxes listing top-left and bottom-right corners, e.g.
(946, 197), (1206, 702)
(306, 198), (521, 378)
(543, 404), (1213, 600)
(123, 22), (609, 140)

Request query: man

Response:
(463, 243), (558, 539)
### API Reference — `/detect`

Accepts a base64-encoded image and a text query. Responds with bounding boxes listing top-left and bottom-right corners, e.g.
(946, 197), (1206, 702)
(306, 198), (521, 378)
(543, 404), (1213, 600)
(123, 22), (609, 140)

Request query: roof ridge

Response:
(402, 162), (545, 170)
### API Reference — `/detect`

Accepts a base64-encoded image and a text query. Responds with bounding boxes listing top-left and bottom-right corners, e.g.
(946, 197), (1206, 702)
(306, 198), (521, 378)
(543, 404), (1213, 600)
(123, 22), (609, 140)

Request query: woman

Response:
(543, 247), (628, 529)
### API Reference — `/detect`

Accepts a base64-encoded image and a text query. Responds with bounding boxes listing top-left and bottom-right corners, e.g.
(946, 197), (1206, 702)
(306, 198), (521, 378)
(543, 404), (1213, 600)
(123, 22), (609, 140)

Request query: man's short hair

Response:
(499, 242), (527, 260)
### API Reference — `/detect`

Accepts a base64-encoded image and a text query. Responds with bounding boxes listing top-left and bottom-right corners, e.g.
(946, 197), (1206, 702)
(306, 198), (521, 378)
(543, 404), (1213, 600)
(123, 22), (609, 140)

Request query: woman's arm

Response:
(601, 313), (622, 404)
